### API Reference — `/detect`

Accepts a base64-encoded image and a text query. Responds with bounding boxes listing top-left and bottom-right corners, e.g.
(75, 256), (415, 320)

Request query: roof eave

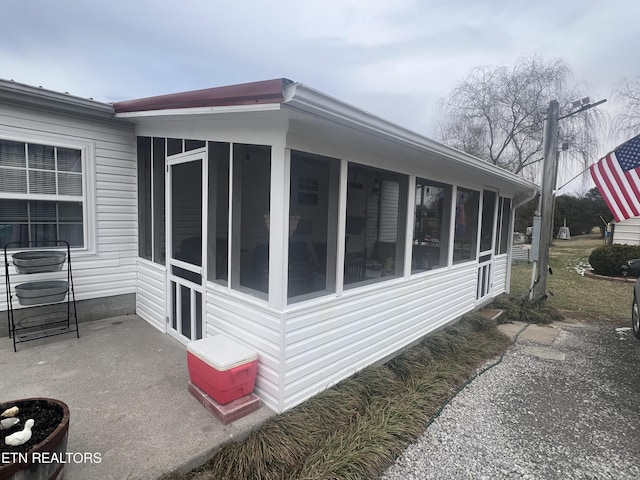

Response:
(113, 78), (290, 113)
(0, 78), (115, 119)
(115, 102), (283, 119)
(283, 82), (539, 194)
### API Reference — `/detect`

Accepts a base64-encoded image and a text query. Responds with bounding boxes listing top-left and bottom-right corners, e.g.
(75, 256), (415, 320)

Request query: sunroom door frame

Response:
(165, 147), (208, 345)
(476, 189), (499, 303)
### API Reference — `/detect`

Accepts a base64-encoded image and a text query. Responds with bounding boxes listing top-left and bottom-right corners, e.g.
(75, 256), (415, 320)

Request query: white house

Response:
(612, 218), (640, 245)
(1, 78), (538, 413)
(0, 79), (138, 334)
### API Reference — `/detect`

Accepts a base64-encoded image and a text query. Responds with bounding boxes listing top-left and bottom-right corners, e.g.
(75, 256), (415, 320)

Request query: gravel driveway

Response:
(383, 319), (640, 480)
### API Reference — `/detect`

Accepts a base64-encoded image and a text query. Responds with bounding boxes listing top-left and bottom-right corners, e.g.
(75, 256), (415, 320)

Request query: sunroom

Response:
(115, 78), (537, 413)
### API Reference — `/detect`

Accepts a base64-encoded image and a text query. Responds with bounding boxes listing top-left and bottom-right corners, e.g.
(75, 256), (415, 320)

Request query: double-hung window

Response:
(0, 139), (84, 248)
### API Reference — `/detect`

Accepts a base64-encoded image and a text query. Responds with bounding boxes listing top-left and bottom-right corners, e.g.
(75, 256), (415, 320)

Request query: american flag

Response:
(590, 134), (640, 222)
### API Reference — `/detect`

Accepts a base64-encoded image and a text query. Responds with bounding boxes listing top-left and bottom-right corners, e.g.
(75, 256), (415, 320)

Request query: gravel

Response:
(383, 321), (640, 480)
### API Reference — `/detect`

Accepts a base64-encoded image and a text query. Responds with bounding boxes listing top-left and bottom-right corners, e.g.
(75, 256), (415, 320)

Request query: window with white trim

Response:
(0, 139), (84, 248)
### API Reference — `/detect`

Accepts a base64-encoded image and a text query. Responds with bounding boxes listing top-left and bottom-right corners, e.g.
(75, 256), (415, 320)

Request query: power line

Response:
(556, 165), (591, 191)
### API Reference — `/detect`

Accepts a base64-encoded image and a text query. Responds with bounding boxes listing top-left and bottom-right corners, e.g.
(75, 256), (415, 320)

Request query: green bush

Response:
(588, 244), (640, 276)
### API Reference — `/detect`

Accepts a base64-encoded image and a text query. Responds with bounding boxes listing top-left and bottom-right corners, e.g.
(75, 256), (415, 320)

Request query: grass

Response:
(509, 234), (634, 321)
(160, 315), (511, 480)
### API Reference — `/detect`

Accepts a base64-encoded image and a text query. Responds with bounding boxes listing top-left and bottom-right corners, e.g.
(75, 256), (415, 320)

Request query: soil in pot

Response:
(0, 399), (64, 455)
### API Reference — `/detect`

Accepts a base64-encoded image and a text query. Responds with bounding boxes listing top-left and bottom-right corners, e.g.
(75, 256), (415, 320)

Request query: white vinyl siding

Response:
(0, 102), (137, 311)
(493, 255), (508, 294)
(613, 218), (640, 245)
(281, 263), (477, 412)
(204, 287), (282, 411)
(136, 259), (166, 331)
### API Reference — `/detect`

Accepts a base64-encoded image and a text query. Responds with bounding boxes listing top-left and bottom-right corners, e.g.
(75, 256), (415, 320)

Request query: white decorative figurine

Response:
(0, 417), (20, 430)
(1, 406), (19, 417)
(4, 419), (34, 446)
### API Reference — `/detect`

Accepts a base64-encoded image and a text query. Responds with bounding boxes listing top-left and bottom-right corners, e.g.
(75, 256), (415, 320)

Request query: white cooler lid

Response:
(187, 335), (257, 371)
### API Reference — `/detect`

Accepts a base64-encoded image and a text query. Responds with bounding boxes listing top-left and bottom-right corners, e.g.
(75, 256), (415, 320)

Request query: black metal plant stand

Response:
(4, 240), (79, 352)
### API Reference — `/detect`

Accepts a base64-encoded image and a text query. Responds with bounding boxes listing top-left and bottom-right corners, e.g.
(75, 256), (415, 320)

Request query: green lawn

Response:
(510, 234), (634, 321)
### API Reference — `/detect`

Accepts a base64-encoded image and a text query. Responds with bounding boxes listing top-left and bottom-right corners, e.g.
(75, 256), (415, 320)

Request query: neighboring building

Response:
(1, 78), (538, 413)
(612, 218), (640, 245)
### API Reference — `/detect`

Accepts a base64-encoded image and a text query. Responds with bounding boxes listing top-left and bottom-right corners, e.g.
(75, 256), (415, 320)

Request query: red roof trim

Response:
(113, 78), (290, 113)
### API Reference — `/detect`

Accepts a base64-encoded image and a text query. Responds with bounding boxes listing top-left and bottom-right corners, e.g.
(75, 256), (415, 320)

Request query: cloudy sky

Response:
(1, 0), (638, 189)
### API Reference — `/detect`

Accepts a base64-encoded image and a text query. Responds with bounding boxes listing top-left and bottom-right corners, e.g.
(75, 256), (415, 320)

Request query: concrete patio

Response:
(0, 314), (274, 479)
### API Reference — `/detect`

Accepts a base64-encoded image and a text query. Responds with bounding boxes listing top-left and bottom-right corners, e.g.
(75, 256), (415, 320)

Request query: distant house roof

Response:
(113, 78), (292, 113)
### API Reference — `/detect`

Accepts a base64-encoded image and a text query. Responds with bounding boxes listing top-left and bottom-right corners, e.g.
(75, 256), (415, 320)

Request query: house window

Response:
(344, 163), (407, 286)
(495, 197), (512, 255)
(137, 137), (166, 265)
(288, 151), (340, 302)
(230, 144), (271, 297)
(453, 187), (480, 264)
(0, 139), (84, 248)
(412, 179), (452, 272)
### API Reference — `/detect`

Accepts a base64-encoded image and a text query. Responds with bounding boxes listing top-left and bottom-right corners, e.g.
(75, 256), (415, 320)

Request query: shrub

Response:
(588, 244), (640, 276)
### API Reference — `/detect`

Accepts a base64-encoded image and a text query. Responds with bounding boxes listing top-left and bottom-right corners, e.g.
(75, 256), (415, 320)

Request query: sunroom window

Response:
(207, 141), (230, 285)
(453, 187), (480, 264)
(344, 163), (407, 286)
(0, 139), (84, 248)
(495, 197), (512, 255)
(412, 178), (452, 272)
(137, 137), (166, 264)
(287, 151), (340, 302)
(230, 144), (271, 297)
(479, 190), (497, 253)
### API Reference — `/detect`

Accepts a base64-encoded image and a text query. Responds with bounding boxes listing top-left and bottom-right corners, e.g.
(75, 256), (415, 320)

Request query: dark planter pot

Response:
(0, 398), (70, 480)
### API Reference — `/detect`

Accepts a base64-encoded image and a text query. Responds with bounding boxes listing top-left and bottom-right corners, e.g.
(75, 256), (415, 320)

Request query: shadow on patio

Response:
(0, 315), (274, 480)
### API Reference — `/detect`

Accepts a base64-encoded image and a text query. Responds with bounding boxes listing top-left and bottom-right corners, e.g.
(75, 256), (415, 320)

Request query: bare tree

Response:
(437, 55), (600, 181)
(612, 77), (640, 137)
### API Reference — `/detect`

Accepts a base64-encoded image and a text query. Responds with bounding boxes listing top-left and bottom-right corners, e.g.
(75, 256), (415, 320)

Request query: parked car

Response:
(624, 259), (640, 339)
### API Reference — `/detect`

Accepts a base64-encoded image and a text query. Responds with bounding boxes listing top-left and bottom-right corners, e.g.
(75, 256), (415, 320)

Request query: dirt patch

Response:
(558, 309), (629, 326)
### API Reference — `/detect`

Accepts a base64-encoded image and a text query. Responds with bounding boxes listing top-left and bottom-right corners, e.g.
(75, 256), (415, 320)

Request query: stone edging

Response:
(583, 270), (637, 283)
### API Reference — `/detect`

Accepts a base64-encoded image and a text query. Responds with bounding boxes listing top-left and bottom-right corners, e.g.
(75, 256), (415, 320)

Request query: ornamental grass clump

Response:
(491, 294), (563, 324)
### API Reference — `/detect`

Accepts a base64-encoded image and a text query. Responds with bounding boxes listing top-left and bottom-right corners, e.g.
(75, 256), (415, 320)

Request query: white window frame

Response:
(0, 128), (96, 253)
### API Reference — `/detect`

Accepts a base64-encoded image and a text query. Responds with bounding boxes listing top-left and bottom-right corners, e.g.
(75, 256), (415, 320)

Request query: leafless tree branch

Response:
(437, 54), (600, 181)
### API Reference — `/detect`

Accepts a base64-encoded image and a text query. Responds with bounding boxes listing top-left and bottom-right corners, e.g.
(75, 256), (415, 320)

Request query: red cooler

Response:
(187, 335), (258, 405)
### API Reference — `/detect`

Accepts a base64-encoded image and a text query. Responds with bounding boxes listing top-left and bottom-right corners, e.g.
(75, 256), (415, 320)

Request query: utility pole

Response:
(529, 97), (605, 301)
(531, 100), (559, 301)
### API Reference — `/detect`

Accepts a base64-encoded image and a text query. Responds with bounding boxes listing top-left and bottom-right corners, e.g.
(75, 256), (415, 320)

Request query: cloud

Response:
(0, 0), (638, 139)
